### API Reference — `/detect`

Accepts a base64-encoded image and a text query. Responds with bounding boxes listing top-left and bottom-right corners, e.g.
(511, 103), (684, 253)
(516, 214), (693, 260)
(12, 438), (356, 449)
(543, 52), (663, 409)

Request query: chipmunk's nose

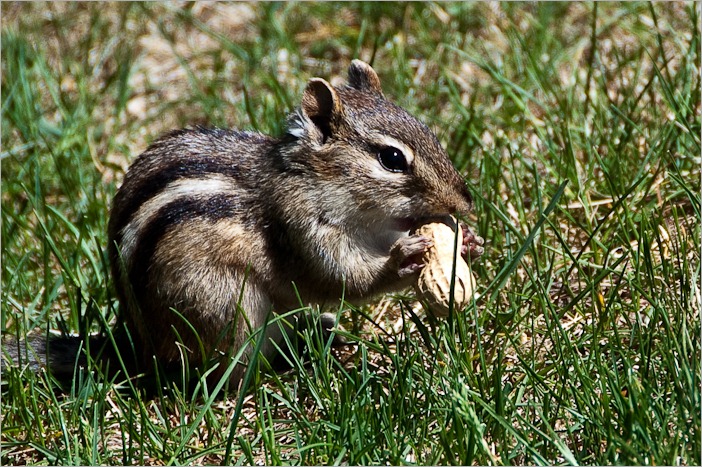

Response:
(449, 182), (473, 216)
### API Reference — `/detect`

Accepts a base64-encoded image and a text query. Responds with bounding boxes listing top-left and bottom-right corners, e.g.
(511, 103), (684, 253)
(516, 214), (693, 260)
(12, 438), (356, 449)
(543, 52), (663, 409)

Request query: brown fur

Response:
(6, 61), (479, 389)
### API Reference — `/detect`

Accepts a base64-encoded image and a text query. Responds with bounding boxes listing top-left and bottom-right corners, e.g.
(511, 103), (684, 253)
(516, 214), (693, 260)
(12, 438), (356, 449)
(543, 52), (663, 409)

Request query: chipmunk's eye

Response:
(377, 147), (408, 173)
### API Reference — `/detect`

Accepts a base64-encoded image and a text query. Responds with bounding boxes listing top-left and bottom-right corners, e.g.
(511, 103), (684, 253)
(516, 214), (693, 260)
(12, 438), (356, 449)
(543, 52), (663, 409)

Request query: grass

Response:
(1, 2), (700, 465)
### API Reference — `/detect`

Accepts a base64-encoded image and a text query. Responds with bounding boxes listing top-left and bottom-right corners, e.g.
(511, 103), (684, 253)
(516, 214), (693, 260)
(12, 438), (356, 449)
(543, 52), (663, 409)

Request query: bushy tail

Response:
(1, 328), (139, 386)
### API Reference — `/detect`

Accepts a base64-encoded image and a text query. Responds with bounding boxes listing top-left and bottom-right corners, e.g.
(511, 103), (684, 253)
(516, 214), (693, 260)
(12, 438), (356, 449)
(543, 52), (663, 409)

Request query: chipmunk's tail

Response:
(1, 328), (138, 386)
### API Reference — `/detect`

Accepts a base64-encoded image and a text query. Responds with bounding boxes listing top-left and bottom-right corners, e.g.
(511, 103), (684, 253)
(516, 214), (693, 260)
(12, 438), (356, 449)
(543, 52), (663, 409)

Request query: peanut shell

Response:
(414, 216), (476, 317)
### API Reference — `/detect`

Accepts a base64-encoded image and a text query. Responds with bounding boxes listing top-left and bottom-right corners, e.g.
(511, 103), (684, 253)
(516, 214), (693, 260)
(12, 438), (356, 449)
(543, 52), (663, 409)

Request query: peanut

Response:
(414, 216), (476, 317)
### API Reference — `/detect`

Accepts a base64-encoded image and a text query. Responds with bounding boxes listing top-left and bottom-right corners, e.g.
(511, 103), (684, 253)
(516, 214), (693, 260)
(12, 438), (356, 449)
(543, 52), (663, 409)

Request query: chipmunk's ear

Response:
(347, 60), (383, 97)
(301, 78), (344, 141)
(302, 79), (343, 121)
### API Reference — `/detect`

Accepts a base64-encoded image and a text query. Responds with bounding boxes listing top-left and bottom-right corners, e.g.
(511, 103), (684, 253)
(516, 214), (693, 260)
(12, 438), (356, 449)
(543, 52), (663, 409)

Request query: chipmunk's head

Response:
(283, 60), (472, 237)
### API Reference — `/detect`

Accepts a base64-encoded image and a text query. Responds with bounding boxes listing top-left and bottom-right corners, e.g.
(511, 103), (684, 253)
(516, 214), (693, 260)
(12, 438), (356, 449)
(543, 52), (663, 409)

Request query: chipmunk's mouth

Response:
(394, 215), (454, 233)
(393, 217), (418, 232)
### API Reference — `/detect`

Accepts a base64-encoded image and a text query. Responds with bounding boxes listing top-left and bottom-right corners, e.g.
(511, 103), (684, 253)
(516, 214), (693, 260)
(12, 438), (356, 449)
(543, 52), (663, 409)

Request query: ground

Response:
(1, 2), (700, 465)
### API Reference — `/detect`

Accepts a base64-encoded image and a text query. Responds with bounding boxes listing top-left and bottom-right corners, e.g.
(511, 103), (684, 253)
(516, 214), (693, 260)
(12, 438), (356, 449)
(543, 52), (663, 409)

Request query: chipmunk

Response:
(3, 60), (484, 389)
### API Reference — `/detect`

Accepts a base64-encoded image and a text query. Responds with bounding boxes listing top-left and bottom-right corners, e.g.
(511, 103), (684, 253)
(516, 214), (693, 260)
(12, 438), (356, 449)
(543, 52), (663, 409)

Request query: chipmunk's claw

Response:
(392, 235), (432, 278)
(460, 223), (484, 260)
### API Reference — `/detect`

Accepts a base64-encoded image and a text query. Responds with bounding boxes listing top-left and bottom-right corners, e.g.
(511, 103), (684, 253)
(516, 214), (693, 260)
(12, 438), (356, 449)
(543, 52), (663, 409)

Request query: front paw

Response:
(460, 223), (484, 260)
(391, 234), (432, 278)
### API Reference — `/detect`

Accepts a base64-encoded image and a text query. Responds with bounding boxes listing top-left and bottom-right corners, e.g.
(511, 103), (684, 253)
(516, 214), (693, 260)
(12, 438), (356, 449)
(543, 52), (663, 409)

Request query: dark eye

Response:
(377, 147), (408, 173)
